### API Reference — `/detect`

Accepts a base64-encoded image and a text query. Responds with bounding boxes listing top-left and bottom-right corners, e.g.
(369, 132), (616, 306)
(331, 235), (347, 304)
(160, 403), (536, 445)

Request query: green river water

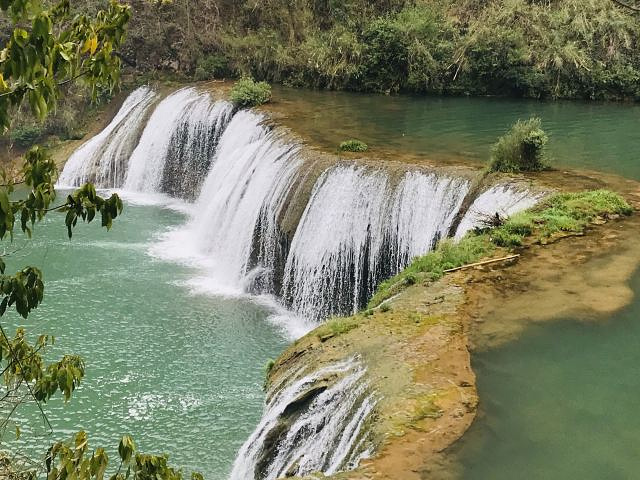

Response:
(4, 90), (640, 480)
(5, 198), (288, 479)
(277, 88), (640, 478)
(274, 87), (640, 180)
(455, 271), (640, 479)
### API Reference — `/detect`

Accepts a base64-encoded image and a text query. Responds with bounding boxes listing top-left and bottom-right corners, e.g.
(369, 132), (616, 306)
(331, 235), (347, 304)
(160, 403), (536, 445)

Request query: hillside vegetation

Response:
(2, 0), (639, 156)
(115, 0), (640, 101)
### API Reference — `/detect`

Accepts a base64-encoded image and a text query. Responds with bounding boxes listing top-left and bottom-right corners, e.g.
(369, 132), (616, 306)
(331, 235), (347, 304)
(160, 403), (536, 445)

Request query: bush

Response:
(359, 18), (409, 92)
(489, 117), (549, 173)
(10, 125), (42, 148)
(339, 139), (368, 152)
(194, 54), (231, 81)
(380, 303), (391, 313)
(229, 77), (272, 108)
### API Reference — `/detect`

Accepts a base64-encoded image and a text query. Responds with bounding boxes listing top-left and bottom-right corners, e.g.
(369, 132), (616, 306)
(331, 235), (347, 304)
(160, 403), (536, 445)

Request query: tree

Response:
(0, 2), (197, 478)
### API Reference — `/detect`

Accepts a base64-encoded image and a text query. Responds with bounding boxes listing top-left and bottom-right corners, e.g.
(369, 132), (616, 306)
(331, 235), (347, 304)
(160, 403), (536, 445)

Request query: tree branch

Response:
(611, 0), (640, 12)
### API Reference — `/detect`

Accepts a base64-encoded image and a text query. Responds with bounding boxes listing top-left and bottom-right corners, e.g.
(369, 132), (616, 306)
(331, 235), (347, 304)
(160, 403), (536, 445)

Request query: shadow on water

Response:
(453, 268), (640, 480)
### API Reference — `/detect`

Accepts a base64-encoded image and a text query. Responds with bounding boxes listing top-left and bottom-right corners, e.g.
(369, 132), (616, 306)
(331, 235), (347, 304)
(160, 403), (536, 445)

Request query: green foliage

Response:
(194, 54), (231, 81)
(9, 124), (42, 148)
(359, 18), (408, 93)
(46, 432), (201, 480)
(489, 117), (549, 173)
(368, 234), (493, 309)
(380, 303), (391, 313)
(121, 0), (640, 100)
(339, 139), (368, 152)
(229, 77), (272, 107)
(0, 0), (131, 132)
(491, 190), (633, 246)
(368, 189), (632, 308)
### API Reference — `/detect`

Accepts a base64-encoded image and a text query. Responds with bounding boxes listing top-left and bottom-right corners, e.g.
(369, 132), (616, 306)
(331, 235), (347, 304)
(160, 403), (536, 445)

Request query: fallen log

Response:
(444, 254), (520, 273)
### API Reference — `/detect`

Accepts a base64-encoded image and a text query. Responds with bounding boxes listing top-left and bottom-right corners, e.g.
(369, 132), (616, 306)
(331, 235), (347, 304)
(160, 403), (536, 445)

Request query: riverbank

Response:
(266, 168), (640, 480)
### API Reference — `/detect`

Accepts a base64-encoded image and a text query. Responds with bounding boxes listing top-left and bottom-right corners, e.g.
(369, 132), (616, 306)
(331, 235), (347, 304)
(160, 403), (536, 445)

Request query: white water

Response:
(58, 86), (157, 188)
(455, 184), (544, 238)
(152, 111), (301, 292)
(388, 171), (470, 271)
(282, 166), (470, 321)
(124, 87), (233, 194)
(58, 88), (548, 479)
(229, 358), (376, 480)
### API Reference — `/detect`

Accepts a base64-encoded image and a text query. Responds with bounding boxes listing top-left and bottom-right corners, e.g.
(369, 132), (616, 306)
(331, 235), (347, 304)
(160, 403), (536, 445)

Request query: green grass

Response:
(315, 316), (361, 339)
(368, 234), (493, 309)
(491, 190), (633, 246)
(368, 189), (632, 309)
(339, 139), (368, 152)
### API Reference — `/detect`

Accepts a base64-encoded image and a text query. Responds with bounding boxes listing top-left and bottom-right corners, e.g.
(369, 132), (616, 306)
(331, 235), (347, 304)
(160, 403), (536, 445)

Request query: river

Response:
(6, 86), (640, 479)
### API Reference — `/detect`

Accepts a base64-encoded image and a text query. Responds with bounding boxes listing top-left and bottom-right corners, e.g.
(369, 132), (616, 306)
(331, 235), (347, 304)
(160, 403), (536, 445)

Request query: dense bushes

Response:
(230, 77), (272, 107)
(109, 0), (640, 101)
(489, 117), (549, 173)
(194, 54), (231, 81)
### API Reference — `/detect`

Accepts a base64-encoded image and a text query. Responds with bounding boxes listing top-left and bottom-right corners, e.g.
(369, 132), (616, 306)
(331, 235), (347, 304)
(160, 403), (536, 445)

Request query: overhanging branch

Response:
(611, 0), (640, 12)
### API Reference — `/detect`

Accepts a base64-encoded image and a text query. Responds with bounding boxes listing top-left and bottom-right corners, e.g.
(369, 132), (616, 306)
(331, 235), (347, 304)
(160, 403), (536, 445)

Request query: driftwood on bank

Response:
(444, 254), (520, 273)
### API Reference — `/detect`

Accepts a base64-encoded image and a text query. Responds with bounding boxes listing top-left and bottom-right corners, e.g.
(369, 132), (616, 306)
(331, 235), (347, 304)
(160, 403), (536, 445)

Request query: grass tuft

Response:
(230, 77), (272, 107)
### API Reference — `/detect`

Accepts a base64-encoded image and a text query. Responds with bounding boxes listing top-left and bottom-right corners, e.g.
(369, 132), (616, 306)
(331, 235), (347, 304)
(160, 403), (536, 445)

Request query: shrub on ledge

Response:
(489, 117), (549, 173)
(339, 139), (369, 152)
(230, 77), (272, 108)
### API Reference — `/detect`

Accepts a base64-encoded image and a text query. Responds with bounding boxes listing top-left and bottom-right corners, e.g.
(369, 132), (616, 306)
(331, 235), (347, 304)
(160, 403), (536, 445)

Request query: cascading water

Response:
(59, 86), (548, 479)
(58, 86), (157, 188)
(124, 87), (234, 196)
(455, 184), (544, 238)
(281, 166), (470, 321)
(154, 110), (301, 291)
(229, 358), (376, 480)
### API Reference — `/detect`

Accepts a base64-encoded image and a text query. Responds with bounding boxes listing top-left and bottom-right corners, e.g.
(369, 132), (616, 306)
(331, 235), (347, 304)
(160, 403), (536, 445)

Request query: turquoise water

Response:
(4, 197), (287, 479)
(456, 271), (640, 479)
(5, 88), (640, 480)
(274, 88), (640, 479)
(274, 87), (640, 179)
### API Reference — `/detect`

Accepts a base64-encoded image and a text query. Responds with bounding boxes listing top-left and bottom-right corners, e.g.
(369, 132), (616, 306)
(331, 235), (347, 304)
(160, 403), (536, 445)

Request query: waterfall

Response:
(229, 358), (376, 480)
(58, 86), (157, 188)
(281, 166), (470, 321)
(155, 111), (301, 291)
(59, 86), (543, 322)
(57, 88), (550, 478)
(455, 184), (544, 238)
(124, 87), (234, 196)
